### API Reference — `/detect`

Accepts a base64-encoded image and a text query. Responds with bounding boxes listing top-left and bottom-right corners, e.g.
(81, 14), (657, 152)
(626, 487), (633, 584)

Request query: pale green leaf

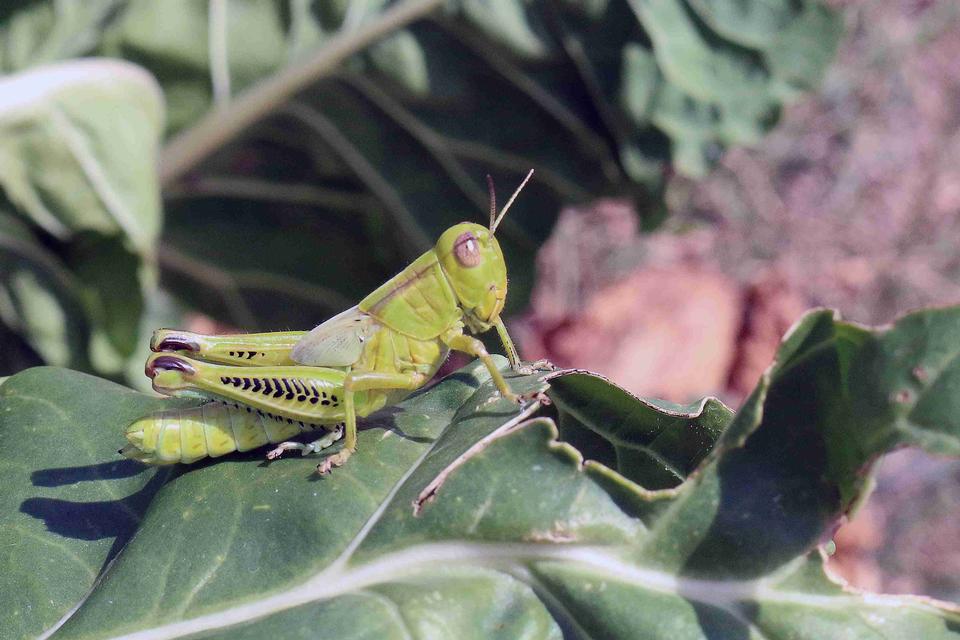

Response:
(0, 58), (164, 253)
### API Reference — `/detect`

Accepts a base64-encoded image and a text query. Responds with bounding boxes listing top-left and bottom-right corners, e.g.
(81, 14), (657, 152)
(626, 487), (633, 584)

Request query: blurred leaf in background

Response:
(0, 0), (842, 380)
(0, 58), (163, 376)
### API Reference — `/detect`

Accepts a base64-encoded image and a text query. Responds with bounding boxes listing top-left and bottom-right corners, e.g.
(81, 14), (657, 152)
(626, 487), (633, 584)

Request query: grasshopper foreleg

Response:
(493, 317), (555, 374)
(444, 331), (521, 403)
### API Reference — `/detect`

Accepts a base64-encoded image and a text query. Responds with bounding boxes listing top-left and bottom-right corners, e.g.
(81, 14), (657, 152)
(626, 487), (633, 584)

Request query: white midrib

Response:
(102, 541), (932, 640)
(102, 403), (542, 640)
(38, 377), (540, 640)
(80, 392), (939, 639)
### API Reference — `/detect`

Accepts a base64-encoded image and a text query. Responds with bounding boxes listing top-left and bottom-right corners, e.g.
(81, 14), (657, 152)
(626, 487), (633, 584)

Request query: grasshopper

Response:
(122, 171), (545, 474)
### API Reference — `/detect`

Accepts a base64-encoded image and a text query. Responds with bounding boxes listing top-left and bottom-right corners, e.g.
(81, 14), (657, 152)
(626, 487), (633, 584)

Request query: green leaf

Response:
(685, 0), (808, 48)
(762, 1), (844, 97)
(4, 307), (960, 639)
(66, 232), (147, 374)
(0, 367), (187, 640)
(0, 1), (841, 357)
(120, 288), (189, 394)
(0, 58), (164, 253)
(100, 0), (291, 131)
(0, 0), (124, 72)
(547, 371), (732, 490)
(849, 307), (960, 457)
(0, 57), (164, 378)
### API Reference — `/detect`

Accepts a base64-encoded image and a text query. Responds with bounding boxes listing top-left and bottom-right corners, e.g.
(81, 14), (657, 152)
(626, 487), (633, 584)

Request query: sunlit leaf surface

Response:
(3, 306), (959, 639)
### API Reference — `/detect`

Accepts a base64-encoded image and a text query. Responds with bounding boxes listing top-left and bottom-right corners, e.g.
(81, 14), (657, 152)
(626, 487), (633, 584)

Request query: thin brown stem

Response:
(160, 0), (444, 186)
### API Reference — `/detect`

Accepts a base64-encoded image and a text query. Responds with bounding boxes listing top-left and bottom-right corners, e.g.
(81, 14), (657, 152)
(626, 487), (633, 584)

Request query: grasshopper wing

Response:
(291, 305), (378, 367)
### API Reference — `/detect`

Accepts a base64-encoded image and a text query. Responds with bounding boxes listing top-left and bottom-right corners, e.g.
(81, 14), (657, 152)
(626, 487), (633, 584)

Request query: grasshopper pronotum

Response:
(121, 171), (545, 474)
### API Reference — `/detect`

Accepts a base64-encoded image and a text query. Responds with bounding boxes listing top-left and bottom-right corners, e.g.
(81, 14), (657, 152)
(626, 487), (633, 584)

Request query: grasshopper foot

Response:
(316, 449), (352, 475)
(499, 390), (522, 405)
(520, 390), (552, 406)
(267, 425), (344, 461)
(513, 359), (556, 375)
(266, 442), (303, 460)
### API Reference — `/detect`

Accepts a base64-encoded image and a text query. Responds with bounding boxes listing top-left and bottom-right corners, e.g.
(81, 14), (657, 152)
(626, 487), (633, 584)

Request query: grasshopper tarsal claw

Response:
(122, 170), (538, 470)
(523, 390), (552, 406)
(513, 359), (557, 375)
(265, 442), (302, 460)
(530, 359), (557, 372)
(316, 449), (352, 475)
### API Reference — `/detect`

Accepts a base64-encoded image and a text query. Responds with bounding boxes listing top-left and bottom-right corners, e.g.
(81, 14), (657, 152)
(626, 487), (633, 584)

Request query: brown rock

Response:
(523, 266), (742, 402)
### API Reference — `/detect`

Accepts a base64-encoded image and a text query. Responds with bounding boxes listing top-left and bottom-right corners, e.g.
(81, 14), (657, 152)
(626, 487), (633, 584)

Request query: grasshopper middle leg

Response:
(316, 370), (427, 474)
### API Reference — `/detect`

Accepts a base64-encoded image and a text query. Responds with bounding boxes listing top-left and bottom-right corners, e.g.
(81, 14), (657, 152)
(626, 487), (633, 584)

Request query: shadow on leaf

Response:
(20, 469), (169, 574)
(31, 459), (148, 486)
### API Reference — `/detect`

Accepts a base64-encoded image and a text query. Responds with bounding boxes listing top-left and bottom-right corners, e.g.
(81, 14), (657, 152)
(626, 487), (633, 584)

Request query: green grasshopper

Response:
(122, 171), (544, 474)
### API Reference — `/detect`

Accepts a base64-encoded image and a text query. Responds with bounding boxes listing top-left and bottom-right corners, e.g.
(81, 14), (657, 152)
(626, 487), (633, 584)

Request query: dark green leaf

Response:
(0, 367), (186, 639)
(686, 0), (808, 48)
(762, 1), (844, 96)
(0, 59), (164, 253)
(0, 317), (42, 376)
(66, 232), (146, 374)
(849, 306), (960, 458)
(0, 209), (91, 370)
(0, 0), (842, 352)
(4, 305), (960, 639)
(547, 370), (732, 490)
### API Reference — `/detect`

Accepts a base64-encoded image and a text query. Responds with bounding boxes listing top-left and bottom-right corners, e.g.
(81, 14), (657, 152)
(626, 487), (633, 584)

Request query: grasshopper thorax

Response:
(436, 222), (507, 332)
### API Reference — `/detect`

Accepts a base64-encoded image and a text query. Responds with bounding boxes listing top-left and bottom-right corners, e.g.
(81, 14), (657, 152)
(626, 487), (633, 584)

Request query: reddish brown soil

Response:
(515, 0), (960, 602)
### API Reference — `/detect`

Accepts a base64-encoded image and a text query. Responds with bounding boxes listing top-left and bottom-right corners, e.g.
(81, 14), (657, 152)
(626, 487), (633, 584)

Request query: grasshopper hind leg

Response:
(266, 423), (344, 460)
(314, 370), (428, 475)
(151, 329), (307, 367)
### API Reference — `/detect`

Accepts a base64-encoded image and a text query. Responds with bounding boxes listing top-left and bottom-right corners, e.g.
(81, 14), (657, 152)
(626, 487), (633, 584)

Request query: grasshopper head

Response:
(437, 222), (507, 332)
(436, 170), (533, 333)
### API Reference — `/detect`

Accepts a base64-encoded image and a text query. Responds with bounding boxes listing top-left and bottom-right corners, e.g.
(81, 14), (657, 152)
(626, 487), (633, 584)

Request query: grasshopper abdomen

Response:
(121, 401), (339, 465)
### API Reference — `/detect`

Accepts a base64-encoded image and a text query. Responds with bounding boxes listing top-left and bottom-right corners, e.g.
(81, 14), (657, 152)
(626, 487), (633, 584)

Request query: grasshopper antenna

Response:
(490, 169), (533, 235)
(486, 174), (497, 230)
(490, 169), (534, 235)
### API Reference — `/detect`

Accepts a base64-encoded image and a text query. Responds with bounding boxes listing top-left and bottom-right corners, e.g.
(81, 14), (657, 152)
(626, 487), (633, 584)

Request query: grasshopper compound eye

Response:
(453, 231), (482, 268)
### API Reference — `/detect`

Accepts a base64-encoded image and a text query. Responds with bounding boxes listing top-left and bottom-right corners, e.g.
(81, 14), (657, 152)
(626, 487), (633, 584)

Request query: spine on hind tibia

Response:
(121, 402), (330, 465)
